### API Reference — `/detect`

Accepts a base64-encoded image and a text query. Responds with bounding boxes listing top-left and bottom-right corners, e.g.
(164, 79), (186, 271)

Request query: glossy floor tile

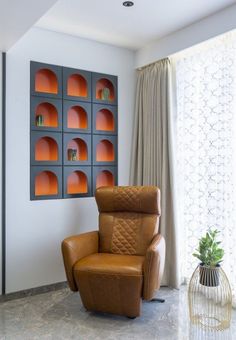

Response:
(0, 286), (235, 339)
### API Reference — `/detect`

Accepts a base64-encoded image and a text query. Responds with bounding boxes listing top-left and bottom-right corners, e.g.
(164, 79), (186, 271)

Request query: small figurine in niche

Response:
(101, 87), (110, 101)
(68, 148), (77, 161)
(71, 149), (77, 161)
(36, 114), (44, 127)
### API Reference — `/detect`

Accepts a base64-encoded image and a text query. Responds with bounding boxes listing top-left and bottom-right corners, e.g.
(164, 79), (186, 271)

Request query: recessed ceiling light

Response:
(123, 1), (134, 7)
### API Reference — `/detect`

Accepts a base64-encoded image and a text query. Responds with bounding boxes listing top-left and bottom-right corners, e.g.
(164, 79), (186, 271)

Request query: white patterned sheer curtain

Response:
(174, 31), (236, 295)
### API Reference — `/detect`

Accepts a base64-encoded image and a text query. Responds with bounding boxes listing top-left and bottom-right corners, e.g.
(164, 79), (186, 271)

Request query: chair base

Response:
(150, 298), (165, 303)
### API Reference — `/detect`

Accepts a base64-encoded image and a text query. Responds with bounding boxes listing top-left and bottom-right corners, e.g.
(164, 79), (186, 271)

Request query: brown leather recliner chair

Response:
(62, 186), (165, 318)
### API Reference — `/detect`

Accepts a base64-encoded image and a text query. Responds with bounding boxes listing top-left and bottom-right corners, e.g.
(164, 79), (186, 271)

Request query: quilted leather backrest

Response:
(95, 186), (161, 256)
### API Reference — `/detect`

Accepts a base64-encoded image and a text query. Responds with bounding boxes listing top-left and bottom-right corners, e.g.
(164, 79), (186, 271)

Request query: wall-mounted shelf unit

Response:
(63, 166), (91, 198)
(92, 104), (117, 135)
(92, 73), (117, 105)
(92, 166), (117, 195)
(93, 135), (117, 166)
(63, 67), (91, 102)
(30, 61), (118, 200)
(31, 131), (62, 166)
(63, 100), (91, 133)
(30, 62), (62, 98)
(63, 133), (91, 166)
(31, 96), (62, 132)
(31, 166), (62, 200)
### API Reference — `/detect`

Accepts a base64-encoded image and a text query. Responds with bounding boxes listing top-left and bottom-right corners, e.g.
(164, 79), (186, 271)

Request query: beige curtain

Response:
(130, 58), (180, 288)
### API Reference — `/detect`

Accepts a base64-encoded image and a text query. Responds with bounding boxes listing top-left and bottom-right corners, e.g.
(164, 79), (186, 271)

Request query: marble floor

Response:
(0, 286), (235, 340)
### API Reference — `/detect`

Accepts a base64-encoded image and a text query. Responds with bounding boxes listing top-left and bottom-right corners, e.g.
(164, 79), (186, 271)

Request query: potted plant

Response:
(193, 229), (224, 287)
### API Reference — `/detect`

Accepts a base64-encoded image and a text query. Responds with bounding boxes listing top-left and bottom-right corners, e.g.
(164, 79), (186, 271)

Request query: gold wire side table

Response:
(188, 265), (232, 331)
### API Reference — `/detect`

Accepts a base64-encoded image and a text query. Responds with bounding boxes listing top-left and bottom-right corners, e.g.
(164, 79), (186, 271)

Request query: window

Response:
(174, 31), (236, 297)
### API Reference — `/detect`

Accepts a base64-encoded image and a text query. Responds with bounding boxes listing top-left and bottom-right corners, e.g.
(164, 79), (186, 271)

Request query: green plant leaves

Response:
(192, 229), (224, 267)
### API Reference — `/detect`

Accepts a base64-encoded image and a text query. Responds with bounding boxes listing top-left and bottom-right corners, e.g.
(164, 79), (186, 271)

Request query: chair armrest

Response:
(143, 234), (166, 300)
(61, 231), (99, 291)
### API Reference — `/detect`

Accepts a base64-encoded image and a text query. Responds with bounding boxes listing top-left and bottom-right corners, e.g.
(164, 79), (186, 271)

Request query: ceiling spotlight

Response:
(123, 1), (134, 7)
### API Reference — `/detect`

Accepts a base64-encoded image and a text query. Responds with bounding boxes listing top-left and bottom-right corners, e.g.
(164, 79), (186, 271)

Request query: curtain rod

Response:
(137, 57), (170, 71)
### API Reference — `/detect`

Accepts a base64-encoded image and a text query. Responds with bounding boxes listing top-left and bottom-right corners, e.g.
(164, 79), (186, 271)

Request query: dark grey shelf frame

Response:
(31, 96), (63, 132)
(63, 67), (91, 102)
(63, 166), (92, 198)
(92, 103), (117, 135)
(31, 131), (62, 166)
(63, 132), (92, 166)
(63, 100), (91, 134)
(31, 166), (63, 200)
(92, 72), (117, 105)
(30, 61), (62, 99)
(92, 134), (117, 166)
(92, 166), (118, 195)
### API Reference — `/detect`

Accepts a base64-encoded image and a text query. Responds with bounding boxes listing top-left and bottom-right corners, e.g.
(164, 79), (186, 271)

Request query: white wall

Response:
(135, 3), (236, 68)
(6, 28), (135, 293)
(0, 52), (2, 294)
(0, 0), (58, 51)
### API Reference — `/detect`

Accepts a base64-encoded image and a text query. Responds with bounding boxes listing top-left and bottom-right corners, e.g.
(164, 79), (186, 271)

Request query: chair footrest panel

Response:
(75, 271), (142, 317)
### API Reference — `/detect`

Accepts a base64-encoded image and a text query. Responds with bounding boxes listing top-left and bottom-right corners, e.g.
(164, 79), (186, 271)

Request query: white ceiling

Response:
(0, 0), (58, 51)
(36, 0), (235, 50)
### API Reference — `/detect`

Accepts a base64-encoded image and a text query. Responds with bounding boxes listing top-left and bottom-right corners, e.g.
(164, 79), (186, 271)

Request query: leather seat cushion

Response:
(74, 253), (144, 276)
(73, 253), (144, 317)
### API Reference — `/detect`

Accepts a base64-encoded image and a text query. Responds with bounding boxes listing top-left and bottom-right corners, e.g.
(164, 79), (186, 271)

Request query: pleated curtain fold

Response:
(130, 58), (180, 288)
